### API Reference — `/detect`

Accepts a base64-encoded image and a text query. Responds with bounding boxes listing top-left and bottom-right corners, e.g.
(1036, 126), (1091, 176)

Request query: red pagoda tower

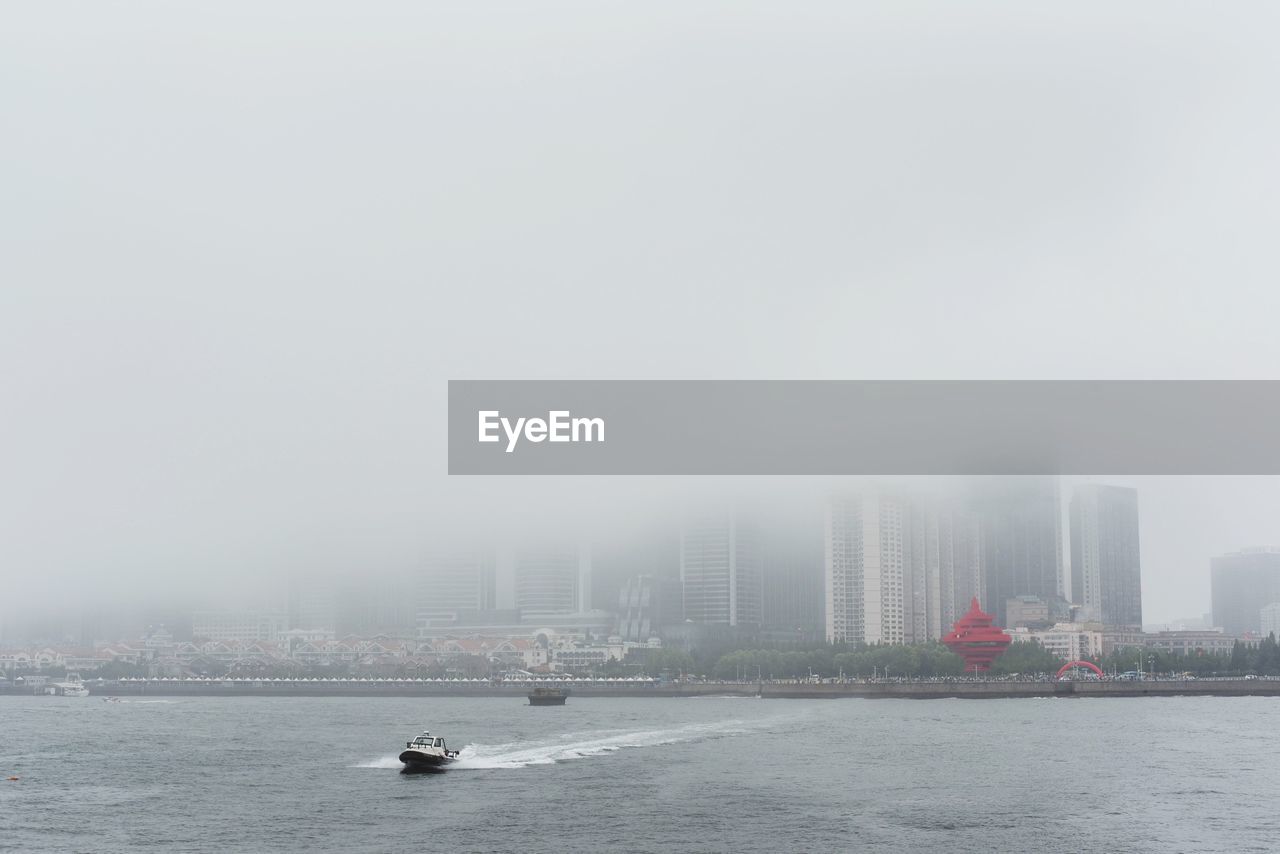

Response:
(942, 598), (1012, 672)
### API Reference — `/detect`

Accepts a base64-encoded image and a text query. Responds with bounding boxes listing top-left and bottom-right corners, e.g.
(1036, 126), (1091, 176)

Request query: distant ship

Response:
(48, 673), (90, 698)
(398, 731), (459, 773)
(527, 686), (569, 706)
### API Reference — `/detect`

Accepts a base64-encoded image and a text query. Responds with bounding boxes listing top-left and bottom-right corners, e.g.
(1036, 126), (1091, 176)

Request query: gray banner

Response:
(447, 380), (1280, 475)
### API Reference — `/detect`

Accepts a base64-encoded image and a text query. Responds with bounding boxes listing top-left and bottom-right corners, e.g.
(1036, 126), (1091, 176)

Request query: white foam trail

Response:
(452, 718), (762, 770)
(353, 755), (405, 769)
(354, 715), (799, 771)
(117, 699), (175, 704)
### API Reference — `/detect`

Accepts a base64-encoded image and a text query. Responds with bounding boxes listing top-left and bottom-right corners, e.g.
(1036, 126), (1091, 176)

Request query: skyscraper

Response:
(680, 514), (762, 628)
(970, 477), (1064, 629)
(589, 526), (681, 613)
(824, 491), (910, 645)
(904, 500), (934, 644)
(513, 544), (592, 621)
(824, 490), (979, 646)
(907, 499), (984, 643)
(288, 573), (337, 634)
(616, 574), (682, 641)
(760, 513), (825, 642)
(1211, 548), (1280, 636)
(338, 575), (417, 637)
(416, 550), (497, 627)
(1070, 484), (1142, 627)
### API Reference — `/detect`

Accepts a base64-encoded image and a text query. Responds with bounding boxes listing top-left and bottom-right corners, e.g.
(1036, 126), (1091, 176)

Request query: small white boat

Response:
(398, 731), (459, 773)
(48, 673), (90, 698)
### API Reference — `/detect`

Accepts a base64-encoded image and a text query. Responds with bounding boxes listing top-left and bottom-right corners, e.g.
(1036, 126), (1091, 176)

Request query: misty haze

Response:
(4, 3), (1280, 853)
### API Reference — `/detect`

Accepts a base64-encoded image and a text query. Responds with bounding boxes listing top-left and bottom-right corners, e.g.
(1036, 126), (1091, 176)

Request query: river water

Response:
(2, 694), (1276, 852)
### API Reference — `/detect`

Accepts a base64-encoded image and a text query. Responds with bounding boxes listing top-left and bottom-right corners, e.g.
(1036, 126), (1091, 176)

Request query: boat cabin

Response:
(407, 732), (447, 751)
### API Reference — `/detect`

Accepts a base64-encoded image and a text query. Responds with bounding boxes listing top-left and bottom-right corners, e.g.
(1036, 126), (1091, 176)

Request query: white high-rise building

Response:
(680, 515), (762, 628)
(825, 491), (979, 646)
(825, 491), (909, 645)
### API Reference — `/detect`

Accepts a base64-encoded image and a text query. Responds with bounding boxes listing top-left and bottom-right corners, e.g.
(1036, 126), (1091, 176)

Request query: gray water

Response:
(2, 695), (1277, 853)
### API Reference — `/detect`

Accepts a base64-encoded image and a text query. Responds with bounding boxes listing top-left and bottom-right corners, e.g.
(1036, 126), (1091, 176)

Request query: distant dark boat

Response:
(527, 686), (569, 706)
(398, 731), (459, 773)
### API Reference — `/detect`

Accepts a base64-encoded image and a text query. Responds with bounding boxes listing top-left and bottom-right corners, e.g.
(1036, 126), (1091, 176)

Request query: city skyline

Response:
(5, 3), (1280, 851)
(6, 476), (1279, 647)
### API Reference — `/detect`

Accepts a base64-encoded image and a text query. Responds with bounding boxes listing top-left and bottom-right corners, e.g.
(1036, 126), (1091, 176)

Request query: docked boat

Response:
(47, 673), (90, 698)
(527, 686), (569, 706)
(398, 731), (459, 773)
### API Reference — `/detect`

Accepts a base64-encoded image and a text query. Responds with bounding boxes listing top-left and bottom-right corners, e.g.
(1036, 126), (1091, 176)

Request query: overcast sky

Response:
(3, 3), (1279, 626)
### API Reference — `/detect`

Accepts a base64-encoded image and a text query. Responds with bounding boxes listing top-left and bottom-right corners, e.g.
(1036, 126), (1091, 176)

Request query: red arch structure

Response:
(1055, 660), (1104, 680)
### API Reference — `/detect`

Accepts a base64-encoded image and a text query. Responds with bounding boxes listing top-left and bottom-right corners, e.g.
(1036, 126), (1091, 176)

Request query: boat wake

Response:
(114, 699), (176, 704)
(353, 755), (406, 769)
(451, 718), (764, 770)
(354, 714), (799, 771)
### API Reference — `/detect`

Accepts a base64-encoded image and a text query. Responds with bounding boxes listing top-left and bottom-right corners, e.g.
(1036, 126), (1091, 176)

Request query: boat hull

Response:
(527, 694), (568, 706)
(398, 749), (456, 773)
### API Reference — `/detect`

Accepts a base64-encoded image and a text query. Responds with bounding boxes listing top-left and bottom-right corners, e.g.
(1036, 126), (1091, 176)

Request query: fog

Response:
(3, 3), (1280, 631)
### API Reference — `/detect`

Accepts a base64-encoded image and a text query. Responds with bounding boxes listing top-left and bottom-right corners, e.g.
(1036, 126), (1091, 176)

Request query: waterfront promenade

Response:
(5, 676), (1279, 699)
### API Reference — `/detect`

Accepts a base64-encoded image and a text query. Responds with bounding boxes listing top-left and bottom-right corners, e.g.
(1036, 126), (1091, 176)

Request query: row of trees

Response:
(708, 643), (963, 680)
(1096, 636), (1280, 677)
(705, 641), (1068, 680)
(626, 635), (1280, 680)
(21, 636), (1280, 682)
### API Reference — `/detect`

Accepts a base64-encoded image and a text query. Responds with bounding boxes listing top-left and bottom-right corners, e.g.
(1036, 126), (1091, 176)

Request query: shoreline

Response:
(5, 678), (1279, 700)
